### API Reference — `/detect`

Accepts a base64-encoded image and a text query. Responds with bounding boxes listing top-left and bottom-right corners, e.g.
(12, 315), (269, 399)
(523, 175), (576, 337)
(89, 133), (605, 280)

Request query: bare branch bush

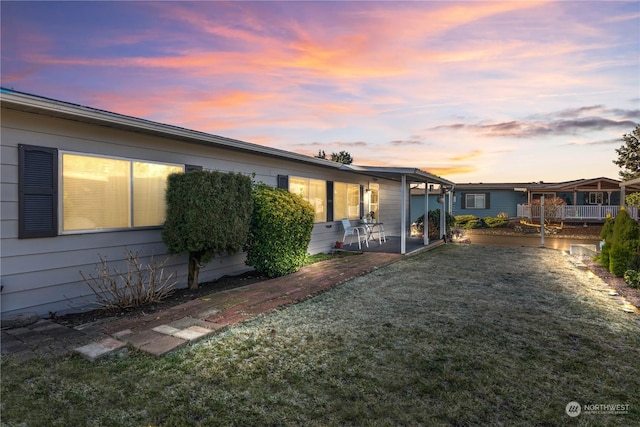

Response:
(79, 249), (177, 311)
(532, 197), (565, 224)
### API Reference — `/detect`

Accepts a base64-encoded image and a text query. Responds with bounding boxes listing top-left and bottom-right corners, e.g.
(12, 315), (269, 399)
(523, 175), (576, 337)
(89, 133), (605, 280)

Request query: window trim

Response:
(278, 175), (367, 223)
(59, 150), (184, 234)
(588, 192), (604, 205)
(462, 192), (489, 210)
(287, 175), (328, 223)
(333, 181), (361, 220)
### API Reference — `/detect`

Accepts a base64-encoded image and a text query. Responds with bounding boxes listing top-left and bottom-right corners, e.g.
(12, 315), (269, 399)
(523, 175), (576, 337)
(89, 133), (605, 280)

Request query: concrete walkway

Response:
(2, 250), (419, 362)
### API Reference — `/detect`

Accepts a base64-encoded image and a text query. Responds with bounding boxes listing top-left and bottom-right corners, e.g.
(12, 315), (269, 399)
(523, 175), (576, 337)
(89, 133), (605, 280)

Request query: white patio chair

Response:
(341, 219), (368, 249)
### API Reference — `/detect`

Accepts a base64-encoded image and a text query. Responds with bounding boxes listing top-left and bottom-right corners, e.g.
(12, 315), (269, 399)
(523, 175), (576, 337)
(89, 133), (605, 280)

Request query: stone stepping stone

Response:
(172, 325), (212, 341)
(153, 325), (181, 335)
(138, 335), (187, 357)
(75, 338), (127, 362)
(153, 323), (217, 341)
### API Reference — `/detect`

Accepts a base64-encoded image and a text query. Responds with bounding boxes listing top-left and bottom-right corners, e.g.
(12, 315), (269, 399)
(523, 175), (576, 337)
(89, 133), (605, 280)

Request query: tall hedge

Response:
(162, 171), (253, 288)
(608, 208), (640, 277)
(245, 185), (315, 278)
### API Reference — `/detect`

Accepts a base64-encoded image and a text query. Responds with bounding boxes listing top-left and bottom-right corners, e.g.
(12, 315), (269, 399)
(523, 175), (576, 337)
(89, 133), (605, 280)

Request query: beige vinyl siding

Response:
(1, 108), (405, 316)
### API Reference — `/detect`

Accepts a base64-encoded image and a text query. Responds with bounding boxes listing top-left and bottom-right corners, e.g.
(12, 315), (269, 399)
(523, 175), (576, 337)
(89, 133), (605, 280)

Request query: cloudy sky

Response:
(2, 1), (638, 183)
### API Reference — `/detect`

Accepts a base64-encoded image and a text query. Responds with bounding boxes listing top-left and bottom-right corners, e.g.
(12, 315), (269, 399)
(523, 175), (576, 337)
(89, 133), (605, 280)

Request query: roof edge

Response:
(1, 87), (341, 169)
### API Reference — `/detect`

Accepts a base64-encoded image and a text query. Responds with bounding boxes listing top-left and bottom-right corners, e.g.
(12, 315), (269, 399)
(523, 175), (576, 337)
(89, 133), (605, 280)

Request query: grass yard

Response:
(2, 244), (639, 426)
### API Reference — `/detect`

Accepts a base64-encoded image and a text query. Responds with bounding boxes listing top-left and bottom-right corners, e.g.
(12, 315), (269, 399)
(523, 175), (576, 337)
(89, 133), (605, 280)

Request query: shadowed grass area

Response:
(304, 250), (360, 265)
(2, 245), (639, 426)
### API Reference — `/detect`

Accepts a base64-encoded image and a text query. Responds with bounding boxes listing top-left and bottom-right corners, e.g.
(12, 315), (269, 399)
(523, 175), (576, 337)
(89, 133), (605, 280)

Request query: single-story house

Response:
(410, 178), (640, 222)
(1, 88), (453, 317)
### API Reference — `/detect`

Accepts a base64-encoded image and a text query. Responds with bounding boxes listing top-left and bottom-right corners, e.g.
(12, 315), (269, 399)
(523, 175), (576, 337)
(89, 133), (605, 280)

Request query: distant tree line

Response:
(614, 124), (640, 181)
(315, 150), (353, 165)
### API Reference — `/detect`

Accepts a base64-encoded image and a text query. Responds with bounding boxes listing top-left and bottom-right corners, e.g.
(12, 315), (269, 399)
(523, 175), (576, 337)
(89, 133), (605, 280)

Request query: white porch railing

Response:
(517, 204), (639, 221)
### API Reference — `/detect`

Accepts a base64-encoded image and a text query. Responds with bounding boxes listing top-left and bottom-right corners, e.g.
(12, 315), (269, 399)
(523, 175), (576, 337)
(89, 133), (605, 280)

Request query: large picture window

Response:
(465, 193), (486, 209)
(334, 182), (360, 219)
(289, 176), (327, 222)
(62, 153), (183, 231)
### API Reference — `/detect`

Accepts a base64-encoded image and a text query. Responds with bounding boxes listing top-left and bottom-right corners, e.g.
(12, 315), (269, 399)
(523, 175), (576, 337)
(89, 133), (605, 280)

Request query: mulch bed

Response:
(582, 258), (640, 309)
(55, 271), (268, 328)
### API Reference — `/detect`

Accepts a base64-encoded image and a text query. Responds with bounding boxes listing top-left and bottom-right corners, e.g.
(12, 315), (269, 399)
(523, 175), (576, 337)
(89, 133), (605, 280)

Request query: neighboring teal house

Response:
(409, 182), (525, 222)
(410, 178), (640, 223)
(451, 182), (527, 218)
(409, 187), (446, 222)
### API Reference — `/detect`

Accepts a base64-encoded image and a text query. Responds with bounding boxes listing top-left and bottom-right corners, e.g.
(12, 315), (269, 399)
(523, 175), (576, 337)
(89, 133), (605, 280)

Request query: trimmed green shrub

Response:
(162, 171), (253, 288)
(600, 217), (615, 240)
(245, 185), (315, 278)
(483, 217), (510, 228)
(610, 245), (633, 277)
(455, 215), (480, 229)
(624, 270), (640, 289)
(414, 209), (455, 238)
(607, 208), (640, 277)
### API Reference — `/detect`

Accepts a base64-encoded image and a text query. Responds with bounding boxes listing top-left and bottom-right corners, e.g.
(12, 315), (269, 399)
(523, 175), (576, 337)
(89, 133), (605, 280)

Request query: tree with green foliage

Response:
(613, 124), (640, 181)
(245, 185), (315, 278)
(162, 171), (253, 289)
(625, 192), (640, 207)
(331, 151), (353, 164)
(607, 208), (640, 277)
(314, 150), (354, 164)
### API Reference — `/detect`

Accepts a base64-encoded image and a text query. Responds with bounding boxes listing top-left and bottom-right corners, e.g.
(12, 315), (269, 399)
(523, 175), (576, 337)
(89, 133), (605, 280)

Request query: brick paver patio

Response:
(2, 250), (422, 362)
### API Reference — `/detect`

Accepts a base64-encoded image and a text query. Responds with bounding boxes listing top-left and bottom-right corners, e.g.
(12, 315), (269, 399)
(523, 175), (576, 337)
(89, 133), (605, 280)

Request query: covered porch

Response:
(339, 235), (446, 255)
(343, 165), (455, 254)
(515, 177), (640, 222)
(517, 204), (638, 222)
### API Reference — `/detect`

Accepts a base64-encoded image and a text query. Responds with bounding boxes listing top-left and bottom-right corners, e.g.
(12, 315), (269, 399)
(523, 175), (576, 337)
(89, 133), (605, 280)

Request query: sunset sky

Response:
(2, 1), (639, 183)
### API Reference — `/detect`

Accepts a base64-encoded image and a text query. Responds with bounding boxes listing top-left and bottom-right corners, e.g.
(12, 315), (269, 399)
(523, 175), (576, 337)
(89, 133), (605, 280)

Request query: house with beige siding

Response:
(1, 89), (453, 317)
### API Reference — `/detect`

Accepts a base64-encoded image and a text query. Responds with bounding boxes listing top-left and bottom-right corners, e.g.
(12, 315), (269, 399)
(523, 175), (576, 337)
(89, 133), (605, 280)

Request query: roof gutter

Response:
(0, 88), (341, 170)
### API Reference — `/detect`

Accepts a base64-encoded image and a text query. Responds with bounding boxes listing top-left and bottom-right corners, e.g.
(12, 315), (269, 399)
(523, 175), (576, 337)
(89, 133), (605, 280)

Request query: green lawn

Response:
(2, 245), (639, 426)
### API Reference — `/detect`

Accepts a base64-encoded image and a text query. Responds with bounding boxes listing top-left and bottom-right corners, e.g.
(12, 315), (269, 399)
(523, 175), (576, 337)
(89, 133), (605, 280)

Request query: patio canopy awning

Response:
(342, 165), (455, 254)
(342, 165), (454, 188)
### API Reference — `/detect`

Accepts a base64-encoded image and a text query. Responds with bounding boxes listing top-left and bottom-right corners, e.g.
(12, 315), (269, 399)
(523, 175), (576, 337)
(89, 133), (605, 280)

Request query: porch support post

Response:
(540, 195), (545, 247)
(424, 182), (429, 246)
(401, 174), (407, 255)
(440, 192), (446, 240)
(620, 184), (626, 207)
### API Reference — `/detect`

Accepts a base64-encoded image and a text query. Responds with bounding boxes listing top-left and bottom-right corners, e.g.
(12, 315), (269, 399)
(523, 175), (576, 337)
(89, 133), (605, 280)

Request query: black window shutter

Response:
(461, 193), (466, 209)
(185, 164), (202, 173)
(326, 181), (334, 222)
(485, 192), (491, 209)
(277, 175), (289, 189)
(19, 144), (58, 238)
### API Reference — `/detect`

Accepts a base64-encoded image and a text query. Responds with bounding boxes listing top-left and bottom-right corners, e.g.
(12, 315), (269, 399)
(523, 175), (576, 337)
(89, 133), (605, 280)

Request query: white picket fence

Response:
(517, 204), (639, 221)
